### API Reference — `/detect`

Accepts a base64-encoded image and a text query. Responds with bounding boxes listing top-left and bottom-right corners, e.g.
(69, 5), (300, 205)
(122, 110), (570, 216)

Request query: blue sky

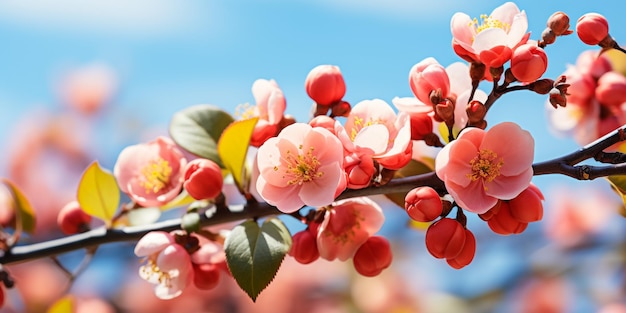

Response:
(0, 0), (624, 183)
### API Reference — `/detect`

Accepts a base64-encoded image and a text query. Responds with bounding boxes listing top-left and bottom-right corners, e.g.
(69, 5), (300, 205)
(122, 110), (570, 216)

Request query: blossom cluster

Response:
(37, 2), (626, 303)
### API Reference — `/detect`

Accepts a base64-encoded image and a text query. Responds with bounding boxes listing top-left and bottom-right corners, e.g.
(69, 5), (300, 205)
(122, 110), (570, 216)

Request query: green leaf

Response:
(218, 117), (258, 193)
(607, 175), (626, 218)
(77, 162), (120, 226)
(1, 179), (36, 234)
(224, 218), (292, 302)
(384, 159), (435, 208)
(169, 104), (235, 168)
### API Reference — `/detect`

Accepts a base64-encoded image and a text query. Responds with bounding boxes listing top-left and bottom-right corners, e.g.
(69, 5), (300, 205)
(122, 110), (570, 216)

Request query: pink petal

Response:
(446, 62), (471, 97)
(256, 175), (303, 213)
(480, 122), (534, 176)
(134, 231), (175, 257)
(485, 168), (533, 200)
(252, 79), (273, 112)
(447, 179), (497, 214)
(450, 12), (475, 50)
(266, 89), (286, 124)
(473, 28), (508, 53)
(490, 2), (520, 24)
(391, 96), (433, 114)
(191, 241), (225, 264)
(354, 124), (389, 154)
(507, 11), (528, 47)
(441, 139), (478, 187)
(303, 127), (343, 165)
(258, 137), (297, 187)
(299, 162), (343, 207)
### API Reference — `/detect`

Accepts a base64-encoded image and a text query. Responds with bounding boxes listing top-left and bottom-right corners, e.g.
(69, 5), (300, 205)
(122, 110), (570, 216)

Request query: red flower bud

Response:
(487, 201), (528, 235)
(409, 113), (433, 140)
(508, 184), (544, 223)
(193, 263), (220, 290)
(353, 236), (393, 277)
(305, 65), (346, 106)
(289, 229), (319, 264)
(404, 187), (442, 222)
(547, 11), (572, 36)
(57, 200), (92, 235)
(446, 229), (476, 269)
(596, 72), (626, 107)
(576, 13), (609, 45)
(425, 218), (466, 259)
(183, 158), (223, 200)
(511, 44), (548, 83)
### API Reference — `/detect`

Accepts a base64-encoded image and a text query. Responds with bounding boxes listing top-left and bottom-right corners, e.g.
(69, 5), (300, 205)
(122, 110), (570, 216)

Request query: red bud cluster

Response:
(480, 184), (544, 235)
(425, 218), (476, 269)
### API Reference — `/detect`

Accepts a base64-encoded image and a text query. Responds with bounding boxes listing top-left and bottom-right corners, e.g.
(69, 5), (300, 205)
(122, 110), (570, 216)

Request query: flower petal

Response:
(485, 168), (533, 200)
(480, 122), (534, 176)
(134, 231), (175, 257)
(353, 124), (389, 154)
(299, 162), (343, 207)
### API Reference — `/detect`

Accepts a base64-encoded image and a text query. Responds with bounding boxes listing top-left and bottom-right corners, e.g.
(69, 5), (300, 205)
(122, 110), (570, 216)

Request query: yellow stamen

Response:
(466, 149), (503, 189)
(350, 116), (386, 141)
(469, 14), (511, 35)
(282, 145), (324, 185)
(235, 103), (258, 120)
(140, 158), (173, 194)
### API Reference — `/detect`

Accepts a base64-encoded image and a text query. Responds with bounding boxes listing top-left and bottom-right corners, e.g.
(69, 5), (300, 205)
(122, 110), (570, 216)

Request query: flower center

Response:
(235, 103), (258, 120)
(350, 116), (385, 141)
(470, 14), (511, 35)
(466, 149), (503, 186)
(140, 158), (173, 194)
(139, 259), (177, 288)
(324, 208), (363, 245)
(279, 145), (323, 185)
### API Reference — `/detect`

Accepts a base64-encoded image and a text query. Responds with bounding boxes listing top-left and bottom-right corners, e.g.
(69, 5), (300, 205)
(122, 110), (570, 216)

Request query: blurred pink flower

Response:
(547, 50), (626, 146)
(256, 123), (345, 213)
(58, 63), (117, 115)
(114, 136), (187, 207)
(317, 197), (384, 261)
(241, 79), (287, 147)
(435, 122), (534, 213)
(451, 2), (529, 65)
(338, 99), (412, 171)
(135, 231), (193, 299)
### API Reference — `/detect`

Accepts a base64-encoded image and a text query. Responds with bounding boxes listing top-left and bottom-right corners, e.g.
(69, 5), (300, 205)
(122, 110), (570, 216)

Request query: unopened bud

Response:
(466, 101), (486, 124)
(541, 28), (556, 46)
(530, 79), (555, 95)
(576, 13), (609, 46)
(490, 66), (504, 82)
(435, 100), (454, 124)
(469, 62), (486, 82)
(549, 88), (567, 108)
(57, 200), (92, 235)
(547, 11), (572, 36)
(305, 65), (346, 106)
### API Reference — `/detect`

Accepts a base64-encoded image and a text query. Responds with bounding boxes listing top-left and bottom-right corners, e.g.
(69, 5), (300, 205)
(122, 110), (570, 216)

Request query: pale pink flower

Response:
(451, 2), (529, 65)
(241, 79), (287, 147)
(317, 197), (384, 261)
(256, 123), (346, 213)
(57, 63), (117, 115)
(114, 136), (187, 207)
(435, 122), (534, 214)
(134, 231), (193, 299)
(338, 99), (412, 171)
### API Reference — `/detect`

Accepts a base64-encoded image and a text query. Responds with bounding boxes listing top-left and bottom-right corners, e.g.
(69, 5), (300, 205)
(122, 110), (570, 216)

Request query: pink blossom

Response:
(57, 64), (117, 115)
(511, 43), (548, 83)
(240, 79), (287, 147)
(134, 231), (193, 299)
(451, 2), (529, 65)
(339, 99), (412, 171)
(546, 50), (626, 147)
(114, 137), (187, 208)
(435, 122), (534, 214)
(316, 197), (384, 261)
(256, 123), (346, 213)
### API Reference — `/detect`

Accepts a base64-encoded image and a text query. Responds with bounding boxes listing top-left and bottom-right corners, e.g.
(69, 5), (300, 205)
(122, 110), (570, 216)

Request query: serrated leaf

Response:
(47, 295), (74, 313)
(218, 117), (258, 193)
(224, 218), (292, 302)
(1, 179), (36, 234)
(385, 159), (434, 208)
(77, 162), (120, 226)
(169, 104), (235, 168)
(607, 175), (626, 217)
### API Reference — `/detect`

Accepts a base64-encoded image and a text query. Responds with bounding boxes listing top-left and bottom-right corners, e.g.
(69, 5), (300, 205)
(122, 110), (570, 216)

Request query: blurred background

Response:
(1, 0), (626, 312)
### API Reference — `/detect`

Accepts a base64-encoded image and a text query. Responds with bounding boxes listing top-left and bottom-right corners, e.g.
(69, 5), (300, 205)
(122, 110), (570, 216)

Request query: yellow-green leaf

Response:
(607, 175), (626, 217)
(218, 117), (258, 193)
(47, 295), (74, 313)
(160, 190), (196, 211)
(77, 162), (120, 226)
(1, 179), (36, 234)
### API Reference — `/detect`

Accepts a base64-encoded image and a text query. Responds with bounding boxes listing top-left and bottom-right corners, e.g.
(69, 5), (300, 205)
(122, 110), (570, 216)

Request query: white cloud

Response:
(0, 0), (213, 37)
